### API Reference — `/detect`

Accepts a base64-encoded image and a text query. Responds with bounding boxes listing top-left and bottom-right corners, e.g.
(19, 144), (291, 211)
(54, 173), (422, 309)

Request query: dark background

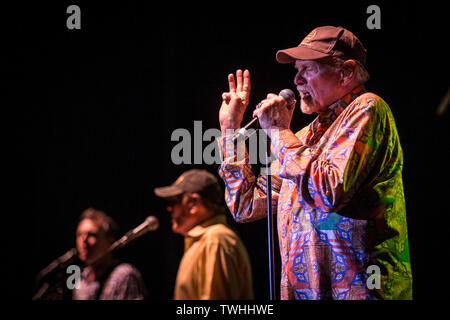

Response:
(4, 1), (449, 300)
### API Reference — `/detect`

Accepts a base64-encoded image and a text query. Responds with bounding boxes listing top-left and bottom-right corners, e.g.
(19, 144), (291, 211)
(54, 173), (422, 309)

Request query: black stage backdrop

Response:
(4, 1), (449, 300)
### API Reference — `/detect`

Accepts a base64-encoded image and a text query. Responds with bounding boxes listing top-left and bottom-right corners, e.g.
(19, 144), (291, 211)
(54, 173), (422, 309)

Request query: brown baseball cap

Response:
(154, 169), (221, 200)
(276, 26), (367, 65)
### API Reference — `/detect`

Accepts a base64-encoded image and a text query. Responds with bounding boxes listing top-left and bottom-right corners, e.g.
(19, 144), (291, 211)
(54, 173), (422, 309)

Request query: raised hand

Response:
(219, 69), (251, 136)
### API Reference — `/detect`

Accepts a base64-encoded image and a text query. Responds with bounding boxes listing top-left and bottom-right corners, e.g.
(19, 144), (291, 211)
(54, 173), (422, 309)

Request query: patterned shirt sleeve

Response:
(218, 136), (282, 222)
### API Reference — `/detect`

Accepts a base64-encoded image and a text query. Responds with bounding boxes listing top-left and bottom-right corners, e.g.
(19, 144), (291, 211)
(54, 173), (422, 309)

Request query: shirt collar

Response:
(184, 214), (228, 251)
(317, 85), (366, 125)
(186, 214), (227, 238)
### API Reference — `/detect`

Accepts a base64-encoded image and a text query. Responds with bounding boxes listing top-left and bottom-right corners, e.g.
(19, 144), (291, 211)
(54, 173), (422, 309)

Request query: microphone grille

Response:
(279, 89), (296, 105)
(145, 216), (159, 231)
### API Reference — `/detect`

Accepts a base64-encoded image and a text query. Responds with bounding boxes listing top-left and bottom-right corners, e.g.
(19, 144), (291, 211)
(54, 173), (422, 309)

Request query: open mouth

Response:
(300, 91), (311, 99)
(297, 87), (311, 99)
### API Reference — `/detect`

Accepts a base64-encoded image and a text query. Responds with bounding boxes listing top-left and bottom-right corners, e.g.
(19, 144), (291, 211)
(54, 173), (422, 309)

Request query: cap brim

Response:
(276, 46), (330, 64)
(154, 185), (184, 199)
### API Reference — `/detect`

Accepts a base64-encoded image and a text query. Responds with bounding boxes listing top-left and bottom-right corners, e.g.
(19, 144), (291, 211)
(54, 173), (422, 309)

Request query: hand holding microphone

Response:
(232, 89), (296, 141)
(252, 89), (296, 133)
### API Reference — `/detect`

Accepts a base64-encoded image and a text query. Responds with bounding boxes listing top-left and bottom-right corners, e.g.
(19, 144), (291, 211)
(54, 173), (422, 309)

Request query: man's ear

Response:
(188, 193), (201, 214)
(341, 59), (357, 85)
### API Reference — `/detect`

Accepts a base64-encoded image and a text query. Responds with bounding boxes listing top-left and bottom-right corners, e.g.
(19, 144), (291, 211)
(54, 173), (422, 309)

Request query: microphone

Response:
(86, 216), (159, 267)
(232, 89), (296, 141)
(35, 248), (79, 283)
(110, 216), (159, 250)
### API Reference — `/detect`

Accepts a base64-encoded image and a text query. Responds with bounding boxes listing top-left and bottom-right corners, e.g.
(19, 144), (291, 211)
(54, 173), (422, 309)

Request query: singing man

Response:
(217, 26), (412, 300)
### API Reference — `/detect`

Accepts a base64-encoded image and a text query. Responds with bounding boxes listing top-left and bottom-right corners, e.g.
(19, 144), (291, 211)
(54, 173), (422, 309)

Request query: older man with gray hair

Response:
(218, 26), (412, 300)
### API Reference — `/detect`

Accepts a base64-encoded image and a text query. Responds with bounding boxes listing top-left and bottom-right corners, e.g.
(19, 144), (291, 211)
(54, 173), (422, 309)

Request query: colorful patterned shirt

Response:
(218, 86), (412, 300)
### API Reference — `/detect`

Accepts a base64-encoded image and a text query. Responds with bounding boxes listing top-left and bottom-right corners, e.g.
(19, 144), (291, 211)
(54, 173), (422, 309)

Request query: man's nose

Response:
(77, 234), (88, 246)
(82, 235), (89, 244)
(294, 72), (306, 86)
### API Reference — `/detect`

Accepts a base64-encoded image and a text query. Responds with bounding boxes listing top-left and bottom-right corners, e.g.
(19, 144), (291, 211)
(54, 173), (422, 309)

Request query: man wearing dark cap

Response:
(154, 169), (254, 300)
(218, 26), (412, 299)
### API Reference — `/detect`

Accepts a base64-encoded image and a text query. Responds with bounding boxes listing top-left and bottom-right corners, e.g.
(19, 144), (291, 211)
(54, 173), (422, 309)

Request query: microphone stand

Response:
(32, 240), (122, 300)
(234, 89), (294, 300)
(265, 141), (277, 300)
(87, 227), (142, 266)
(32, 248), (80, 300)
(33, 216), (159, 300)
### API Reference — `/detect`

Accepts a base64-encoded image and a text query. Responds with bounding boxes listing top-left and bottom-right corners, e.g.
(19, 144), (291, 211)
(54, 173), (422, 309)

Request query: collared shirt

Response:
(174, 214), (254, 300)
(218, 86), (412, 300)
(72, 261), (148, 300)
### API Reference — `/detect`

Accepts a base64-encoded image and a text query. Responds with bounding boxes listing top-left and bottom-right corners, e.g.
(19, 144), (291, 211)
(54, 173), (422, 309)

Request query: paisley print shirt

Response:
(218, 86), (412, 300)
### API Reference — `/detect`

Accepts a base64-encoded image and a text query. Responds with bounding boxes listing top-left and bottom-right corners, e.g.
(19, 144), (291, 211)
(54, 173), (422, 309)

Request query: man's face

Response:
(167, 194), (198, 236)
(76, 218), (112, 265)
(294, 59), (342, 114)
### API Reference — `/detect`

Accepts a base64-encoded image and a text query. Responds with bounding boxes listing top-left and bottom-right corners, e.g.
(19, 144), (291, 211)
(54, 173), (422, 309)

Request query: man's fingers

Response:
(228, 73), (236, 93)
(252, 106), (266, 118)
(287, 99), (297, 110)
(229, 69), (251, 95)
(236, 69), (243, 92)
(267, 93), (279, 100)
(243, 69), (251, 93)
(252, 101), (268, 118)
(222, 92), (231, 102)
